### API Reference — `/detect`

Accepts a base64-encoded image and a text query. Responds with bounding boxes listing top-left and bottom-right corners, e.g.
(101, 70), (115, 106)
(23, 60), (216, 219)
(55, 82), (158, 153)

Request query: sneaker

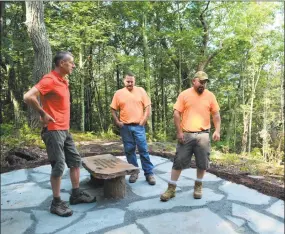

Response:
(160, 183), (176, 202)
(193, 181), (203, 199)
(146, 175), (156, 185)
(50, 200), (73, 217)
(69, 190), (96, 205)
(129, 174), (138, 183)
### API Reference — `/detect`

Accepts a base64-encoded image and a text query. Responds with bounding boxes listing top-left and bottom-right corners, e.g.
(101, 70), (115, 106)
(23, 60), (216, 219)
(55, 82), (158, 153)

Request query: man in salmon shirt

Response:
(110, 72), (156, 185)
(160, 71), (221, 201)
(24, 51), (96, 217)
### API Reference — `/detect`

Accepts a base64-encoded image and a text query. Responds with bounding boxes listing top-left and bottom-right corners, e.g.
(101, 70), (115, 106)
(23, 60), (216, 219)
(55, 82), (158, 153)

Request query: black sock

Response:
(72, 188), (80, 196)
(53, 196), (61, 203)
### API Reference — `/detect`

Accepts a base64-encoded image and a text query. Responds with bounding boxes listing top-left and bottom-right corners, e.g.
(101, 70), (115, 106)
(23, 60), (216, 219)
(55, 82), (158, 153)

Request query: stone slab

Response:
(1, 169), (28, 186)
(126, 174), (178, 197)
(105, 224), (144, 234)
(137, 208), (238, 234)
(32, 210), (82, 234)
(219, 181), (271, 205)
(1, 210), (33, 234)
(56, 208), (125, 234)
(225, 215), (245, 227)
(266, 200), (284, 219)
(82, 154), (139, 179)
(1, 182), (50, 209)
(127, 188), (224, 212)
(232, 203), (284, 234)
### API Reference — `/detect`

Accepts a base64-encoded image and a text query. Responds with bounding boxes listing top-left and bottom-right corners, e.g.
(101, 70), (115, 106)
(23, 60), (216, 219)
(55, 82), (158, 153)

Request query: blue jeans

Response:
(120, 124), (154, 176)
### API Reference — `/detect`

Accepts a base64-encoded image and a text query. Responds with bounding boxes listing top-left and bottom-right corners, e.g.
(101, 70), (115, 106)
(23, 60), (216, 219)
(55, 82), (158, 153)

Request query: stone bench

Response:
(82, 154), (139, 199)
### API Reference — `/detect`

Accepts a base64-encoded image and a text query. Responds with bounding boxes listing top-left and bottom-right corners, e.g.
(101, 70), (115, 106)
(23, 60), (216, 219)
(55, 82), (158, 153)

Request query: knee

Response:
(124, 144), (136, 153)
(51, 160), (65, 177)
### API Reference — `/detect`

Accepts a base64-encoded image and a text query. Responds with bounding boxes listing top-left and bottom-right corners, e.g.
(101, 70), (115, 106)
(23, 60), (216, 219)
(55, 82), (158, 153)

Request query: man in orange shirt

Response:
(110, 72), (156, 185)
(24, 51), (96, 217)
(160, 71), (221, 201)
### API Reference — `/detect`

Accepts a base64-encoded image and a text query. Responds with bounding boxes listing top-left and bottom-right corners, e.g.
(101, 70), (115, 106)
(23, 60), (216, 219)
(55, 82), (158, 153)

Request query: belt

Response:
(185, 129), (210, 134)
(124, 123), (139, 126)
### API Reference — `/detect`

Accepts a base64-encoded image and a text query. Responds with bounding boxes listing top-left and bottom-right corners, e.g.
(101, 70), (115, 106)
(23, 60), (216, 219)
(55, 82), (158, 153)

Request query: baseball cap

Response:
(193, 71), (208, 81)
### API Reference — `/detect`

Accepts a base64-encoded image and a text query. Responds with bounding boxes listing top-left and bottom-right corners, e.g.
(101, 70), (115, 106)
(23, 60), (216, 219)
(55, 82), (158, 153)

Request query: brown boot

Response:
(193, 181), (203, 199)
(129, 174), (138, 183)
(160, 183), (176, 202)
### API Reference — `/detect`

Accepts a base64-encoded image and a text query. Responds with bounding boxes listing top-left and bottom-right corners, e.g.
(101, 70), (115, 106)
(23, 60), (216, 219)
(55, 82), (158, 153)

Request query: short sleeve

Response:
(110, 92), (119, 110)
(140, 87), (151, 108)
(173, 93), (184, 113)
(210, 94), (220, 114)
(35, 77), (54, 95)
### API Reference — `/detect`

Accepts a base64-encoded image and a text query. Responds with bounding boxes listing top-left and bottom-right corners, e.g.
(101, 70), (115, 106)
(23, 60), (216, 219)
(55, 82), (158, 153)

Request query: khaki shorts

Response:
(41, 128), (81, 177)
(173, 132), (210, 170)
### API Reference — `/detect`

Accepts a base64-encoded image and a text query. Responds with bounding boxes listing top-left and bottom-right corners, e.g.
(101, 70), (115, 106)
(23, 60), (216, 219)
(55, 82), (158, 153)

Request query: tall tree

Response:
(25, 1), (52, 128)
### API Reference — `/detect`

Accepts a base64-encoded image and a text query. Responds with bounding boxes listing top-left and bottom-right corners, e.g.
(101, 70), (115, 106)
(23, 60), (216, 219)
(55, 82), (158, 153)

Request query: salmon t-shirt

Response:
(35, 71), (70, 130)
(110, 86), (151, 124)
(174, 87), (219, 132)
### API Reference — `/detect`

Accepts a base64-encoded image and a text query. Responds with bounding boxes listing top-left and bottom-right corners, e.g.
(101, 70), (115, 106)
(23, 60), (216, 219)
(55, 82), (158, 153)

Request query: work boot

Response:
(146, 175), (156, 185)
(50, 200), (73, 217)
(160, 183), (177, 202)
(193, 181), (203, 199)
(69, 190), (96, 205)
(129, 174), (138, 183)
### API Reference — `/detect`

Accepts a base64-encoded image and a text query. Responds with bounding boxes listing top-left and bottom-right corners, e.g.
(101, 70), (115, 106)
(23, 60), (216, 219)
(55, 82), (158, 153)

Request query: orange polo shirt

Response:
(35, 71), (70, 130)
(110, 86), (151, 124)
(174, 87), (219, 132)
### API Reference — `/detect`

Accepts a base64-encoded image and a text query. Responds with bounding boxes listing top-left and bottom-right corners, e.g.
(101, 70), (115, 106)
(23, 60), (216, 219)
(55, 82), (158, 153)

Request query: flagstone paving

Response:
(1, 155), (284, 234)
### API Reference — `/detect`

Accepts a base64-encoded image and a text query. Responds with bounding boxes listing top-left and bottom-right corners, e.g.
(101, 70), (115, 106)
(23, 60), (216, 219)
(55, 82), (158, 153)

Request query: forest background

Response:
(1, 1), (284, 170)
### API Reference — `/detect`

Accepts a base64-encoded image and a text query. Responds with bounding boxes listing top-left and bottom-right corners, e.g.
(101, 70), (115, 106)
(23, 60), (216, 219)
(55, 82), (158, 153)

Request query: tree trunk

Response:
(79, 44), (85, 132)
(142, 11), (153, 136)
(104, 176), (126, 199)
(0, 2), (5, 124)
(25, 1), (52, 128)
(248, 65), (262, 154)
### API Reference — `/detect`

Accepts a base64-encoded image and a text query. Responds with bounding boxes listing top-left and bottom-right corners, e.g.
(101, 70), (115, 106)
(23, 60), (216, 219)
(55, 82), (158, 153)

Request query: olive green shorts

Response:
(41, 128), (81, 177)
(173, 132), (210, 170)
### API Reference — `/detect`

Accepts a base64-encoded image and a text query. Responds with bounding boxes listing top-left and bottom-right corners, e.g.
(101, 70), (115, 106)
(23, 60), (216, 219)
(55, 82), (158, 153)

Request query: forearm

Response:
(111, 109), (120, 124)
(212, 112), (221, 132)
(24, 92), (45, 117)
(142, 105), (151, 122)
(173, 110), (182, 134)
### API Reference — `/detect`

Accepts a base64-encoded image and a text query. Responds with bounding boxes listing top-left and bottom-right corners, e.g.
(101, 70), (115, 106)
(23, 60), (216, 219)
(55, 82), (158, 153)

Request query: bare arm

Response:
(139, 105), (151, 126)
(174, 109), (184, 144)
(212, 111), (221, 141)
(111, 108), (123, 128)
(23, 87), (55, 125)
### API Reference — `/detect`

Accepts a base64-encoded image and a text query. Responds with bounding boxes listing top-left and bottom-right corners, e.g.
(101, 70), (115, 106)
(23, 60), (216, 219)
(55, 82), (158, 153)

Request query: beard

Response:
(197, 86), (205, 94)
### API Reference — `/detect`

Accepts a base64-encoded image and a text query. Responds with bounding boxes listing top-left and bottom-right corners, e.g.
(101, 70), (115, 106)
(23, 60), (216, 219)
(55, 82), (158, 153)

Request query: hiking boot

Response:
(50, 200), (73, 217)
(193, 181), (203, 199)
(129, 174), (138, 183)
(69, 190), (96, 205)
(160, 183), (176, 202)
(146, 175), (156, 185)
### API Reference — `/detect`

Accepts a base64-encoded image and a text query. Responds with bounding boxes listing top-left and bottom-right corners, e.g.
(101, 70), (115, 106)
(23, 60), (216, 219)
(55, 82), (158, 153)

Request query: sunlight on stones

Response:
(232, 203), (284, 234)
(219, 181), (271, 205)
